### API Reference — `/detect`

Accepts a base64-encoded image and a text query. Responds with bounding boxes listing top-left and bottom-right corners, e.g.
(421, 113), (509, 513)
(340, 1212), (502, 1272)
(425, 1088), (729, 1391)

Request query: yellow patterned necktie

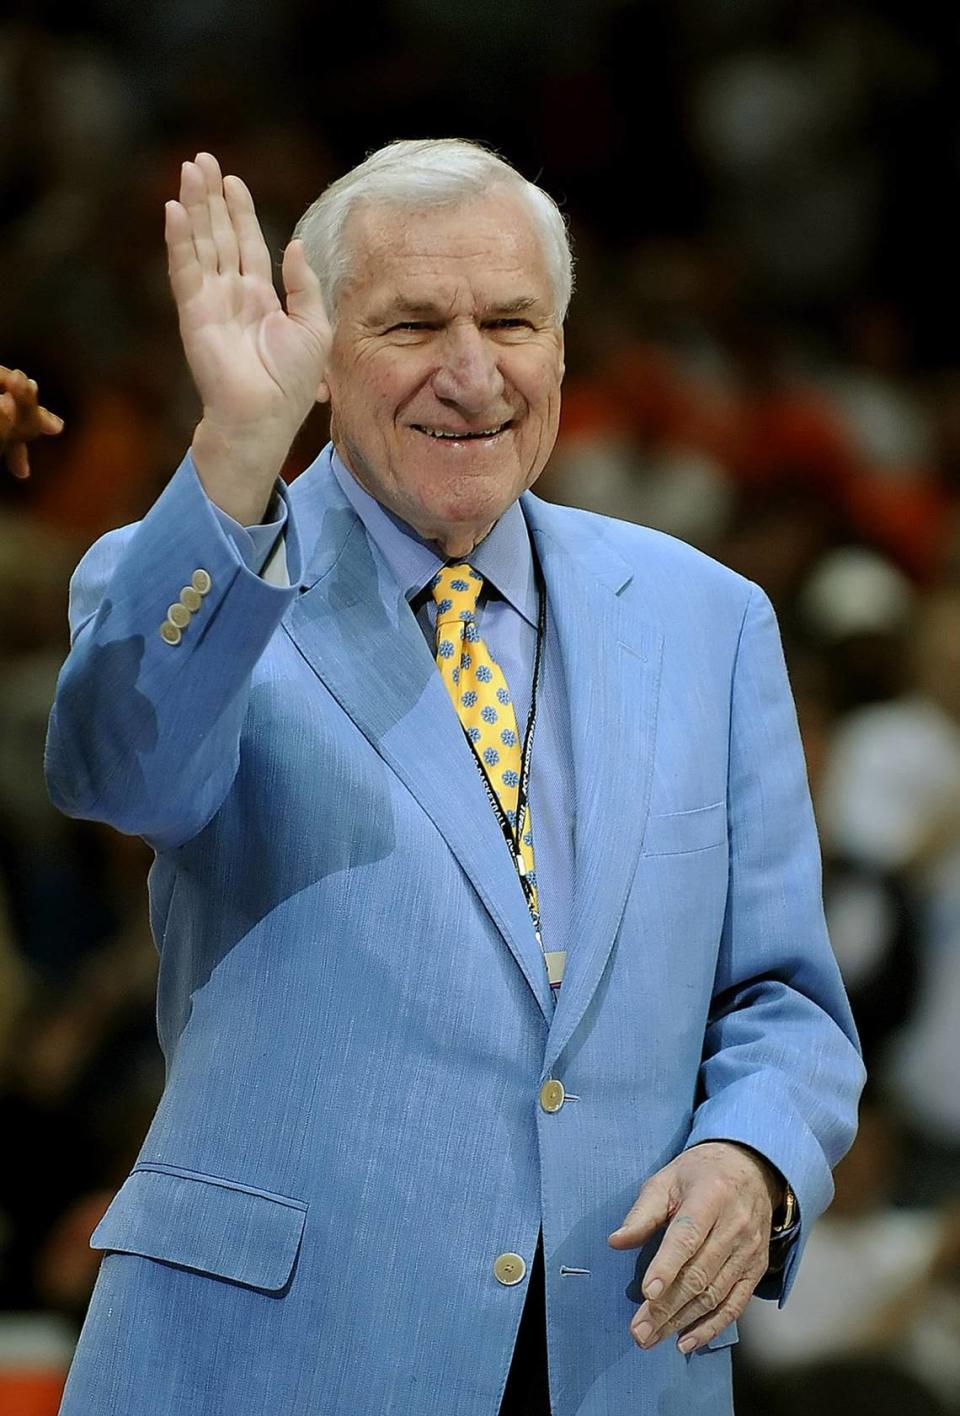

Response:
(431, 563), (565, 1000)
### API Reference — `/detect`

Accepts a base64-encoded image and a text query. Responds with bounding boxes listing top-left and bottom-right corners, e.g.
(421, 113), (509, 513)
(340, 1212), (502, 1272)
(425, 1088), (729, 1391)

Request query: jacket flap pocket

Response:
(90, 1164), (307, 1293)
(704, 1320), (738, 1350)
(643, 801), (726, 856)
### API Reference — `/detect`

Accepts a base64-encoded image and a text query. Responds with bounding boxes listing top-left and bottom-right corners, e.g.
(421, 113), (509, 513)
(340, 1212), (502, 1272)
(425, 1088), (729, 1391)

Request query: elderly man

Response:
(46, 140), (863, 1416)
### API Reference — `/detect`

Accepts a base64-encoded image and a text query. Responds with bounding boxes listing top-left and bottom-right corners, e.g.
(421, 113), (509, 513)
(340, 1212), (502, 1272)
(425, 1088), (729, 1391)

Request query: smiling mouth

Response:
(410, 420), (513, 441)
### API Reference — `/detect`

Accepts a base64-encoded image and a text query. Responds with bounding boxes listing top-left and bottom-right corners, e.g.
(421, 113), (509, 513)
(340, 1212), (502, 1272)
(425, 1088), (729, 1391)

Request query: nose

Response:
(430, 323), (505, 417)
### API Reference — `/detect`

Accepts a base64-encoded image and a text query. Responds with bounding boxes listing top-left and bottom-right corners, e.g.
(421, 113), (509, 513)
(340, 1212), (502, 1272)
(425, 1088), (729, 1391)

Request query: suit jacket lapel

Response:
(283, 454), (554, 1022)
(523, 495), (663, 1074)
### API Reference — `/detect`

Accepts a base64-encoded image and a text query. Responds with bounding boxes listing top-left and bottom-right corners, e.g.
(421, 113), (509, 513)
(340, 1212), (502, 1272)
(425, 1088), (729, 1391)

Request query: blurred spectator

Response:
(867, 1204), (960, 1412)
(738, 1101), (944, 1370)
(797, 547), (916, 702)
(3, 1), (960, 1405)
(819, 589), (960, 1200)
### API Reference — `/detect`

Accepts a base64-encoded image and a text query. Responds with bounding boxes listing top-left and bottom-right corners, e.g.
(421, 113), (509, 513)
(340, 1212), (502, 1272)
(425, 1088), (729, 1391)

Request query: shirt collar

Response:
(330, 448), (538, 626)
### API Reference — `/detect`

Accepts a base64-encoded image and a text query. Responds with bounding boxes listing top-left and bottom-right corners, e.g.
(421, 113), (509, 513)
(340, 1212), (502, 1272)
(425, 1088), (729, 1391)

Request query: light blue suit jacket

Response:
(45, 445), (863, 1416)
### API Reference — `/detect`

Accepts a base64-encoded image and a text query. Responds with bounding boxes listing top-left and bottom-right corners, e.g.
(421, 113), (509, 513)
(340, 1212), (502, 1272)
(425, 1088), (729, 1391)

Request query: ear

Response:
(316, 378), (331, 405)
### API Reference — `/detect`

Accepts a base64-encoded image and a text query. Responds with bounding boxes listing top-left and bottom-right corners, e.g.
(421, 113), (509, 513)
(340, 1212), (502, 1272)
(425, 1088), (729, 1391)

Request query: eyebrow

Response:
(372, 295), (541, 323)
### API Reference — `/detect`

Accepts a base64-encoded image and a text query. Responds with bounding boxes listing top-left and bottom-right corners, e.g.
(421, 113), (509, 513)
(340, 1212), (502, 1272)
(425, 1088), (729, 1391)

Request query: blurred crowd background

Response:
(2, 1), (960, 1412)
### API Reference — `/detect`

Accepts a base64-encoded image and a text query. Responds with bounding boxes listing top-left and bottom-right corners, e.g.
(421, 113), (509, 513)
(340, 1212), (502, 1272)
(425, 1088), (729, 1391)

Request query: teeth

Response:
(416, 424), (506, 439)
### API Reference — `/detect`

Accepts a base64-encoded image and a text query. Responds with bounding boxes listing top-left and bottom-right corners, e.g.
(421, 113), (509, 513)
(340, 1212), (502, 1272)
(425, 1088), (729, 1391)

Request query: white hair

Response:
(292, 137), (574, 323)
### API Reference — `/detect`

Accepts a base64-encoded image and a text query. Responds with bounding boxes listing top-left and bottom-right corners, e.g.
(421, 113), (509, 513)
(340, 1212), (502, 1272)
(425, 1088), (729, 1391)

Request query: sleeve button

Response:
(191, 569), (212, 595)
(168, 602), (191, 629)
(159, 621), (182, 646)
(179, 586), (202, 611)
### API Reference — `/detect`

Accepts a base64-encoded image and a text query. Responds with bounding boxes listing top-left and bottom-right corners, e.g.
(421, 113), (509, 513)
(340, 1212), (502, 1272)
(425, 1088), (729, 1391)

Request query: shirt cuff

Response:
(212, 495), (288, 577)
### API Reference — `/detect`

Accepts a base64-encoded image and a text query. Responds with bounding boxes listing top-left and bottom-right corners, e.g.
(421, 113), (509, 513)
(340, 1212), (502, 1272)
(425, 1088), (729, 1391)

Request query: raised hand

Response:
(0, 367), (64, 479)
(165, 152), (331, 523)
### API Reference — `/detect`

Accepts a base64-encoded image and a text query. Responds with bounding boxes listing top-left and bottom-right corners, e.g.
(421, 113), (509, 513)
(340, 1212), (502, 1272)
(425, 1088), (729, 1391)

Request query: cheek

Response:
(509, 350), (563, 418)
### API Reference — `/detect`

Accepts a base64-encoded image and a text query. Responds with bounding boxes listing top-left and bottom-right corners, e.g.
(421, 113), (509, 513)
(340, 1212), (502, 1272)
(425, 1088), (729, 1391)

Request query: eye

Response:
(485, 318), (531, 330)
(387, 321), (436, 333)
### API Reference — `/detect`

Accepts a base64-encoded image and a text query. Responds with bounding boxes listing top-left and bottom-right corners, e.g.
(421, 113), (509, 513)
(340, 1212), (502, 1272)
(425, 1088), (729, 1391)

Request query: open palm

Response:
(166, 152), (331, 441)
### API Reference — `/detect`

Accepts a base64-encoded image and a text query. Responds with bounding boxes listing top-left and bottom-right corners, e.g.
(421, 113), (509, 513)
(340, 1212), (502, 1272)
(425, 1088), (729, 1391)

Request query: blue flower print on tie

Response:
(475, 664), (492, 683)
(452, 668), (460, 685)
(481, 706), (498, 724)
(460, 653), (472, 670)
(461, 690), (478, 708)
(467, 727), (481, 743)
(438, 640), (455, 659)
(500, 728), (517, 747)
(468, 568), (482, 580)
(502, 769), (520, 788)
(483, 747), (500, 766)
(496, 687), (511, 705)
(450, 578), (470, 592)
(459, 610), (472, 621)
(436, 598), (453, 614)
(506, 808), (516, 826)
(465, 624), (479, 643)
(523, 831), (533, 847)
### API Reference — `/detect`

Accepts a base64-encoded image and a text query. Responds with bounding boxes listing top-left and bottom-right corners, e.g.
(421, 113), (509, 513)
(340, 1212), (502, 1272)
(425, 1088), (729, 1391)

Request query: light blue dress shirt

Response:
(212, 452), (575, 971)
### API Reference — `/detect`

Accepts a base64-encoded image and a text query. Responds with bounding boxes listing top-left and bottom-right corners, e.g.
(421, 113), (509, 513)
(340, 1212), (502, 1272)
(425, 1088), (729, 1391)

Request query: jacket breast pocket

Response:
(642, 800), (727, 857)
(89, 1162), (308, 1293)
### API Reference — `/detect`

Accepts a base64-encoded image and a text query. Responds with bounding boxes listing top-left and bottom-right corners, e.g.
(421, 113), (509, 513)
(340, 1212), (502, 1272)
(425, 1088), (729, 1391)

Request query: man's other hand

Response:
(608, 1140), (783, 1353)
(0, 367), (64, 479)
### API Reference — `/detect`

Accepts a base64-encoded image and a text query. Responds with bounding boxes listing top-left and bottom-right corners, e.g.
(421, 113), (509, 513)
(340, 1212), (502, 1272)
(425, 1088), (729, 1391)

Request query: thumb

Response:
(608, 1170), (672, 1249)
(282, 238), (328, 326)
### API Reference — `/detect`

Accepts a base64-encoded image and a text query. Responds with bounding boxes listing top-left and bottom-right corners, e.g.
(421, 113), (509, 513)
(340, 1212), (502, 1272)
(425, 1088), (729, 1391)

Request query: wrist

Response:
(191, 416), (292, 525)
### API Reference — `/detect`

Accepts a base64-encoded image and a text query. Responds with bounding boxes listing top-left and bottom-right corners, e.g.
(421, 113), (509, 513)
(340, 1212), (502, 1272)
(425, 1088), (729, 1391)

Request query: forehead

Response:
(341, 190), (553, 311)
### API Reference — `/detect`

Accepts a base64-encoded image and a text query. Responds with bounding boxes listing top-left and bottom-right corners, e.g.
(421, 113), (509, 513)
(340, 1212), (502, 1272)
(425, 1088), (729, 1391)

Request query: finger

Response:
(6, 368), (34, 407)
(676, 1274), (756, 1354)
(609, 1173), (673, 1252)
(196, 151), (239, 277)
(10, 372), (40, 428)
(670, 1255), (750, 1342)
(37, 406), (65, 434)
(180, 159), (217, 274)
(165, 199), (203, 306)
(7, 439), (30, 479)
(632, 1219), (732, 1338)
(223, 175), (273, 283)
(0, 389), (15, 439)
(639, 1202), (719, 1302)
(635, 1250), (745, 1347)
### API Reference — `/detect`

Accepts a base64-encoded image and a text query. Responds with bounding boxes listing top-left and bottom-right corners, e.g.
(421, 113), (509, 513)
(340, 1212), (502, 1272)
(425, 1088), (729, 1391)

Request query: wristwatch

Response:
(771, 1182), (798, 1237)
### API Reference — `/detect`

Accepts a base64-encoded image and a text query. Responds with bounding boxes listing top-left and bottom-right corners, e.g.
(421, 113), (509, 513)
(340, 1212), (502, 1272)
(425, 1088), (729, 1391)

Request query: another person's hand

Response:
(0, 366), (64, 479)
(609, 1140), (782, 1352)
(165, 151), (332, 524)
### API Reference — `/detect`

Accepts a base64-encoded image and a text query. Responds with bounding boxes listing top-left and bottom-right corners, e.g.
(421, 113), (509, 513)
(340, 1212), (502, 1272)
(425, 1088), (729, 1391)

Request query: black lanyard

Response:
(459, 564), (547, 946)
